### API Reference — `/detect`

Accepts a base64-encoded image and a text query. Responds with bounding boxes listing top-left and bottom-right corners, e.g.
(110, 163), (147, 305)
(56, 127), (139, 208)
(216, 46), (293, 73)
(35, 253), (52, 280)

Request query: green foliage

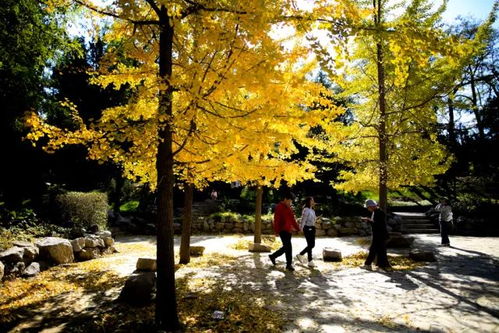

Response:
(55, 191), (109, 230)
(119, 200), (139, 213)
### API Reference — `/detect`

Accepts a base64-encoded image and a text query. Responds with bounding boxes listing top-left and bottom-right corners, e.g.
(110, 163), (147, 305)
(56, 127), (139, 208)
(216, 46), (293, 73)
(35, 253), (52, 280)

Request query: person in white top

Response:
(433, 198), (453, 246)
(296, 197), (317, 267)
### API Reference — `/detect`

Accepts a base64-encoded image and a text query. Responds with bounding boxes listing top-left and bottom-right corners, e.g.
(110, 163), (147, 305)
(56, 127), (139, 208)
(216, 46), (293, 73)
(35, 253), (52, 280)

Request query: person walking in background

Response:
(432, 198), (453, 246)
(361, 199), (391, 271)
(269, 190), (300, 271)
(296, 197), (317, 268)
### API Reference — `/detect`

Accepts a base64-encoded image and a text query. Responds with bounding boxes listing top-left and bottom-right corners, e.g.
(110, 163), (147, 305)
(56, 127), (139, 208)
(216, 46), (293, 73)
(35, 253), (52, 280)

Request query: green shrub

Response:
(119, 200), (139, 213)
(56, 191), (109, 230)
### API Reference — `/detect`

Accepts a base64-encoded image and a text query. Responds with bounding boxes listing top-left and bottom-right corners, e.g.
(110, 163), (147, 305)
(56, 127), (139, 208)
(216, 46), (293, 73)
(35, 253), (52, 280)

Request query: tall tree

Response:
(312, 0), (497, 212)
(26, 0), (343, 330)
(0, 0), (71, 206)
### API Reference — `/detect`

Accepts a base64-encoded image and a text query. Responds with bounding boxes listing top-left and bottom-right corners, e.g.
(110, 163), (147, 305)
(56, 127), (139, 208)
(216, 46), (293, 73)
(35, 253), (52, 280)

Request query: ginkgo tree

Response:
(311, 0), (498, 212)
(26, 0), (346, 330)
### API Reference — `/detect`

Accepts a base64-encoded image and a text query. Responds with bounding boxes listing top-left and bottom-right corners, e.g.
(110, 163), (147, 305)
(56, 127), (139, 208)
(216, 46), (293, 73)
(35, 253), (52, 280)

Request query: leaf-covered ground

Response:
(1, 234), (498, 332)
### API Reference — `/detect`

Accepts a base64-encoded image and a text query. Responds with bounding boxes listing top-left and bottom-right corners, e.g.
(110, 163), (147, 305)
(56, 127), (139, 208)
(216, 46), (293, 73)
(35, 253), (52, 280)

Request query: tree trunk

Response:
(179, 183), (193, 264)
(374, 0), (388, 214)
(470, 72), (485, 140)
(155, 5), (180, 331)
(254, 185), (263, 244)
(447, 95), (456, 149)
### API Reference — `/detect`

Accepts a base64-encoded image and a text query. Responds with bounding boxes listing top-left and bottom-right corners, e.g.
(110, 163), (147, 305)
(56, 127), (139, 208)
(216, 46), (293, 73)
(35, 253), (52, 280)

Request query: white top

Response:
(300, 207), (316, 229)
(435, 204), (453, 222)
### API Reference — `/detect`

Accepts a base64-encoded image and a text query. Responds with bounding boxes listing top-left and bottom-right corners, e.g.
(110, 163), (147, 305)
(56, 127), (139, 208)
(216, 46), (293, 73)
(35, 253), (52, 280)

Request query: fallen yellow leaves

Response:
(328, 251), (425, 271)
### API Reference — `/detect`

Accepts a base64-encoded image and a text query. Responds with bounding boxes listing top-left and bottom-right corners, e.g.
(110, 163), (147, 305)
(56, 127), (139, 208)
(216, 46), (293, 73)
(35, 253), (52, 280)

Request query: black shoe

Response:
(269, 255), (276, 266)
(286, 265), (295, 271)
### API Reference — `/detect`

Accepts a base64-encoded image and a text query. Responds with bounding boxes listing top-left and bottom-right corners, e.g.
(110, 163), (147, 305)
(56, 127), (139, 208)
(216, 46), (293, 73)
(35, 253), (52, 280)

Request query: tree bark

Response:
(254, 185), (263, 244)
(179, 182), (193, 264)
(155, 5), (180, 331)
(374, 0), (388, 214)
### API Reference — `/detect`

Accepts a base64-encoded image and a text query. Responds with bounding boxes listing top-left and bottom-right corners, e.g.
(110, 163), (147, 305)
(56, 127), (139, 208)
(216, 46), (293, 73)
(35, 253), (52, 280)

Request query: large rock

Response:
(339, 227), (358, 236)
(11, 241), (39, 263)
(71, 239), (83, 252)
(85, 237), (105, 248)
(77, 248), (101, 261)
(0, 247), (25, 264)
(0, 261), (4, 280)
(326, 228), (338, 237)
(248, 243), (271, 253)
(190, 246), (205, 257)
(119, 272), (156, 305)
(409, 250), (436, 262)
(96, 230), (112, 238)
(136, 258), (157, 272)
(386, 235), (414, 248)
(323, 248), (342, 262)
(35, 237), (74, 264)
(23, 246), (39, 264)
(23, 262), (41, 277)
(103, 237), (115, 247)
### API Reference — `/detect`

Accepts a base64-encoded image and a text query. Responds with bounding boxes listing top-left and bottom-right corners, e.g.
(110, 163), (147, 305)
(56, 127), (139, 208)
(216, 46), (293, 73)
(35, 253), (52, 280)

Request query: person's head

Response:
(280, 189), (295, 207)
(440, 198), (448, 205)
(303, 197), (315, 209)
(365, 199), (378, 212)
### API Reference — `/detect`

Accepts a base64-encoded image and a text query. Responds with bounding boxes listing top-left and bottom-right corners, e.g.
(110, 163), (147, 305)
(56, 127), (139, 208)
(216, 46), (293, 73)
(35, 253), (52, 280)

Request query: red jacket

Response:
(273, 202), (299, 234)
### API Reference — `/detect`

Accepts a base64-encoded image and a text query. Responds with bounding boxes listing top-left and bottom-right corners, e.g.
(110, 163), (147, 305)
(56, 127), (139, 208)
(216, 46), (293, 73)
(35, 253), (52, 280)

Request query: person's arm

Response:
(299, 208), (309, 229)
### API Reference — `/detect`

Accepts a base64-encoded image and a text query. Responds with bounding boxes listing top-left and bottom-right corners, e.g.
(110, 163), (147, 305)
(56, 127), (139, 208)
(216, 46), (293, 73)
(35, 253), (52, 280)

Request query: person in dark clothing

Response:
(269, 191), (300, 271)
(361, 199), (391, 271)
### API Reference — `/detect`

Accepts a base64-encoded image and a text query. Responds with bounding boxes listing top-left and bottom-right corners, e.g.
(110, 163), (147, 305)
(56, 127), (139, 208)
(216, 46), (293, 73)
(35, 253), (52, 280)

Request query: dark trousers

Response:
(440, 220), (452, 245)
(365, 237), (390, 268)
(270, 231), (293, 266)
(299, 226), (316, 261)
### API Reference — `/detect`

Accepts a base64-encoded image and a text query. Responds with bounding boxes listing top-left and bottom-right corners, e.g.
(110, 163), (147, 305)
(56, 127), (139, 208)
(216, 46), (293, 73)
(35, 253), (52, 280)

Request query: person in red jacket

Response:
(269, 190), (300, 271)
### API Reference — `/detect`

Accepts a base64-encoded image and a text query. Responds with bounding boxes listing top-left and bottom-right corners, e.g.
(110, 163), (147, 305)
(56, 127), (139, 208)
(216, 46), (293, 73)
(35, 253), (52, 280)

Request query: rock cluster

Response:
(0, 231), (117, 281)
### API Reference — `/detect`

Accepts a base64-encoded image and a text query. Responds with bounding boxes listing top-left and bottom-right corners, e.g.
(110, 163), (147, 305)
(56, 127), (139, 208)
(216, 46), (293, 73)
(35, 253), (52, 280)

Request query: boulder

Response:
(248, 243), (271, 253)
(316, 229), (327, 237)
(103, 237), (115, 247)
(22, 246), (39, 263)
(339, 227), (358, 236)
(326, 228), (338, 237)
(409, 250), (436, 262)
(386, 235), (414, 248)
(12, 241), (33, 247)
(71, 239), (83, 252)
(77, 248), (101, 261)
(35, 237), (74, 264)
(323, 248), (342, 262)
(0, 247), (24, 264)
(189, 246), (205, 257)
(96, 230), (112, 238)
(0, 261), (4, 280)
(22, 262), (41, 277)
(119, 272), (156, 305)
(101, 246), (118, 255)
(9, 262), (26, 277)
(84, 237), (105, 248)
(136, 258), (157, 271)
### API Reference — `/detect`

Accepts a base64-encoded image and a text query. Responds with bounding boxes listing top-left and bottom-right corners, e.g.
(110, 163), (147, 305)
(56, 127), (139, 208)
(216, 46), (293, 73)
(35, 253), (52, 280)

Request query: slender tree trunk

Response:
(179, 182), (193, 264)
(254, 185), (263, 244)
(374, 0), (388, 214)
(447, 96), (456, 149)
(470, 72), (485, 140)
(156, 5), (180, 331)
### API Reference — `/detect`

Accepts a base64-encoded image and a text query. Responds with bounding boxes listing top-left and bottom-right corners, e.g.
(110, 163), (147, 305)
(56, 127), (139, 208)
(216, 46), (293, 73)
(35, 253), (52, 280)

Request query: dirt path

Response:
(2, 234), (498, 332)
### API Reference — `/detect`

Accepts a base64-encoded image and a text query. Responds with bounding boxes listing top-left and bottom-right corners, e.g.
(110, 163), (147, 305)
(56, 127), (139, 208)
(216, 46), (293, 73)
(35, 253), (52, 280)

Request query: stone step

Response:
(402, 229), (440, 234)
(400, 219), (434, 225)
(402, 223), (437, 228)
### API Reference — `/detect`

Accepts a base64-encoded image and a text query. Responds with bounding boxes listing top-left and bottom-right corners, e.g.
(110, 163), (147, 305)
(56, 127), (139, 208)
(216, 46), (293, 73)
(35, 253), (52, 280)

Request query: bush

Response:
(55, 191), (109, 230)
